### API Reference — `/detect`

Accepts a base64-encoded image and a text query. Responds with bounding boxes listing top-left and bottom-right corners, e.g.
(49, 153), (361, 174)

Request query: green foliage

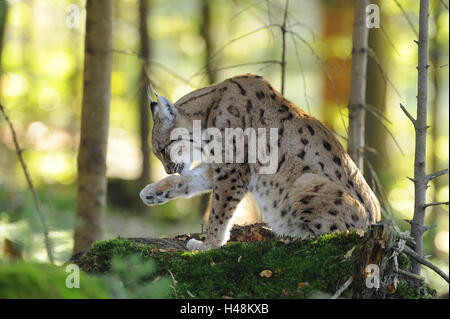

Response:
(107, 254), (171, 298)
(0, 261), (111, 298)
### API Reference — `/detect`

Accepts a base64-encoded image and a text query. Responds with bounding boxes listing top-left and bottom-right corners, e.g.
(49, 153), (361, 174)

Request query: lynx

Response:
(140, 74), (381, 251)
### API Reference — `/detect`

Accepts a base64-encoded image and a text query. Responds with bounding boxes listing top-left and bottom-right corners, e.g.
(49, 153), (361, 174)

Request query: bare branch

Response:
(287, 30), (348, 135)
(364, 107), (405, 156)
(423, 224), (437, 232)
(426, 168), (449, 181)
(393, 0), (419, 38)
(380, 24), (401, 56)
(113, 49), (196, 88)
(0, 104), (54, 264)
(331, 277), (353, 299)
(424, 201), (449, 208)
(395, 268), (425, 281)
(367, 48), (404, 101)
(196, 60), (281, 75)
(399, 103), (416, 125)
(288, 34), (311, 112)
(190, 24), (281, 80)
(400, 245), (449, 283)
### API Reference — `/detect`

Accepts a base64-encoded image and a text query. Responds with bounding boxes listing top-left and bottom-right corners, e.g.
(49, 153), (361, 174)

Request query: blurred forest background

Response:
(0, 0), (448, 294)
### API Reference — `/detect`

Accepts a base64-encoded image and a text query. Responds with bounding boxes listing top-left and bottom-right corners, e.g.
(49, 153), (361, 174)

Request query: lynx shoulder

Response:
(140, 73), (381, 251)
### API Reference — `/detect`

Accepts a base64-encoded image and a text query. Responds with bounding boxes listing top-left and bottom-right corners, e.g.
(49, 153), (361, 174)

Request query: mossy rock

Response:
(75, 229), (435, 299)
(0, 262), (112, 298)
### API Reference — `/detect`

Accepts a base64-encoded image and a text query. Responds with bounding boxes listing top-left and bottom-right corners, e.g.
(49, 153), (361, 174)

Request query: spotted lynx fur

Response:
(140, 74), (381, 251)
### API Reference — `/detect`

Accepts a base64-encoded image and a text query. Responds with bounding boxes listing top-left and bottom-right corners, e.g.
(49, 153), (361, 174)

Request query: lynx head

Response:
(148, 85), (184, 174)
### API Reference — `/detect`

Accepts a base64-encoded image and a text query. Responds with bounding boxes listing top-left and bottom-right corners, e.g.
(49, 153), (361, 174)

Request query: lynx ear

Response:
(148, 84), (175, 123)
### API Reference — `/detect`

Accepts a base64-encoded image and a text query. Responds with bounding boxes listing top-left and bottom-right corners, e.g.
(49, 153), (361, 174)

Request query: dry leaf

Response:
(297, 282), (306, 289)
(388, 283), (397, 293)
(259, 270), (273, 278)
(356, 229), (365, 237)
(281, 289), (289, 295)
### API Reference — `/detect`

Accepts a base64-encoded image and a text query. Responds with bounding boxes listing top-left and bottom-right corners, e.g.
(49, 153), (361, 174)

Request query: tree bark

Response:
(348, 0), (369, 172)
(138, 0), (151, 190)
(73, 0), (114, 253)
(410, 0), (430, 277)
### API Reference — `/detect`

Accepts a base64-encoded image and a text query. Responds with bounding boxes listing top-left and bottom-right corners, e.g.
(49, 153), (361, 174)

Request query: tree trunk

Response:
(200, 0), (216, 85)
(365, 0), (387, 177)
(138, 0), (151, 190)
(348, 0), (369, 172)
(73, 0), (114, 254)
(198, 0), (215, 218)
(409, 0), (430, 277)
(428, 1), (443, 242)
(0, 0), (7, 68)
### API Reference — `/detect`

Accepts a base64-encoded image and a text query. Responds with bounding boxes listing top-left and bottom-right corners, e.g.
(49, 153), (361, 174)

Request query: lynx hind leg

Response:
(140, 164), (212, 206)
(286, 173), (367, 238)
(187, 164), (249, 251)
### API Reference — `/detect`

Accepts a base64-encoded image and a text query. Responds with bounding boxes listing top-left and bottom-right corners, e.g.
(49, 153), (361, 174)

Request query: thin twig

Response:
(113, 49), (195, 88)
(288, 34), (311, 112)
(368, 48), (404, 102)
(395, 268), (425, 281)
(190, 24), (281, 80)
(400, 245), (449, 283)
(287, 30), (348, 135)
(196, 60), (281, 75)
(393, 0), (419, 38)
(426, 168), (448, 181)
(331, 277), (353, 299)
(280, 0), (289, 95)
(423, 224), (437, 232)
(399, 103), (416, 125)
(424, 201), (449, 208)
(0, 104), (54, 264)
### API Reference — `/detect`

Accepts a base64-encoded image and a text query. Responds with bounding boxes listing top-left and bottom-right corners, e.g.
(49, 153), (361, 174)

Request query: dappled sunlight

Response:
(107, 132), (142, 180)
(0, 0), (448, 298)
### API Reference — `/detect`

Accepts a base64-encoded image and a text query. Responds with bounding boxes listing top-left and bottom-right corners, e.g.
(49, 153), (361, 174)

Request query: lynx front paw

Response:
(139, 184), (170, 206)
(186, 238), (213, 251)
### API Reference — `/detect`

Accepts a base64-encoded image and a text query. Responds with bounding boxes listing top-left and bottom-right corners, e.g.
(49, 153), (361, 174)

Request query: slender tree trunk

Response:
(200, 0), (216, 85)
(198, 0), (215, 218)
(138, 0), (151, 189)
(365, 0), (387, 175)
(409, 0), (430, 277)
(428, 1), (443, 242)
(73, 0), (114, 253)
(348, 0), (369, 172)
(0, 0), (7, 68)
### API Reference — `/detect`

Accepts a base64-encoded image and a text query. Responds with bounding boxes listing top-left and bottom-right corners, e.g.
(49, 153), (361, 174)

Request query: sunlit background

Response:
(0, 0), (448, 295)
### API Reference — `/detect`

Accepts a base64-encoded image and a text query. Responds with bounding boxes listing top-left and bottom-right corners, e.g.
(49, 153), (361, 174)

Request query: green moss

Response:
(395, 280), (436, 299)
(80, 231), (364, 298)
(0, 262), (111, 298)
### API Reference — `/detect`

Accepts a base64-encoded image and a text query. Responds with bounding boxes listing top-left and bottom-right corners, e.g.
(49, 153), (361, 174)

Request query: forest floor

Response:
(68, 224), (436, 299)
